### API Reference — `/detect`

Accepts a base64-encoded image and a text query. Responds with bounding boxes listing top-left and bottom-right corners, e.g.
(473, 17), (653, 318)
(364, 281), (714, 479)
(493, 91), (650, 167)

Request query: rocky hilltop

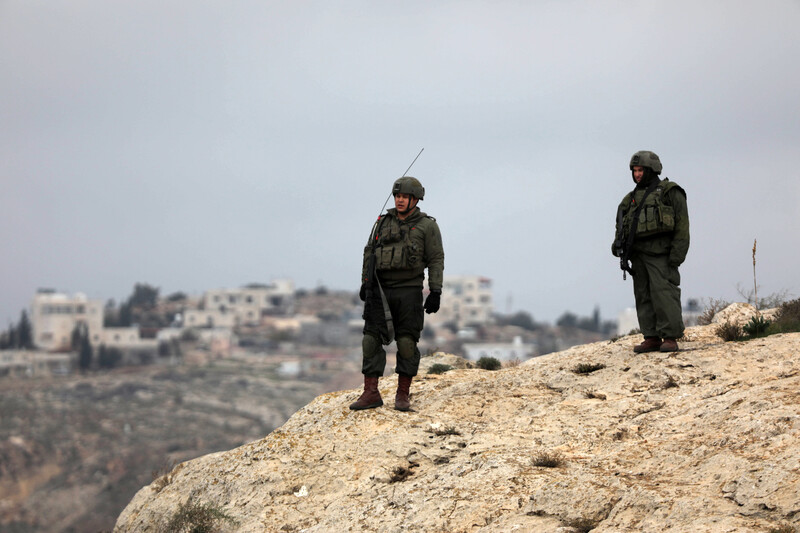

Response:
(115, 305), (800, 532)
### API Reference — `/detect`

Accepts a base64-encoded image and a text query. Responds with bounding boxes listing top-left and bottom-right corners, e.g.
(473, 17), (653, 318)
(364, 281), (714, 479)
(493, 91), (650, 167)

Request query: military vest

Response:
(621, 179), (681, 239)
(373, 212), (431, 271)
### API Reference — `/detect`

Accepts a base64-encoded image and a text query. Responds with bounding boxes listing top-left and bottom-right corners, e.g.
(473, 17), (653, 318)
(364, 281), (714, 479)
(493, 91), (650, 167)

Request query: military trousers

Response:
(631, 253), (685, 339)
(361, 286), (423, 378)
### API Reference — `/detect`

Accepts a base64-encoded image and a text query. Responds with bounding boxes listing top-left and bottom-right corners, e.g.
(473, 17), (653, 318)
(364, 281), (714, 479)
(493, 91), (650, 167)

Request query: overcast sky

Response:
(2, 1), (799, 327)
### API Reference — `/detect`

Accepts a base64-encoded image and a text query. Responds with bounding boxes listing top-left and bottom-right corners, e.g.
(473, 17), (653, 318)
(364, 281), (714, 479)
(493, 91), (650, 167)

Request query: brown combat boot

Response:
(349, 376), (383, 410)
(659, 338), (679, 352)
(394, 374), (412, 412)
(634, 337), (662, 353)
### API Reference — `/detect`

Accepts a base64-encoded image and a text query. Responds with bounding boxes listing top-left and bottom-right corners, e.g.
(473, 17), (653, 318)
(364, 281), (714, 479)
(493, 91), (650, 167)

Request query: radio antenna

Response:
(378, 148), (424, 215)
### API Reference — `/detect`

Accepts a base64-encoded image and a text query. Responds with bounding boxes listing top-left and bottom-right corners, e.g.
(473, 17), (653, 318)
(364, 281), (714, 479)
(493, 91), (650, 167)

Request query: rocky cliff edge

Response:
(115, 304), (800, 532)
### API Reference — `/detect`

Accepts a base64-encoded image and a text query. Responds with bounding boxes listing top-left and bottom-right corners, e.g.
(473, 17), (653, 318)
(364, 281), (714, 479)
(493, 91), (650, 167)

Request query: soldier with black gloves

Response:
(352, 176), (444, 411)
(613, 151), (689, 353)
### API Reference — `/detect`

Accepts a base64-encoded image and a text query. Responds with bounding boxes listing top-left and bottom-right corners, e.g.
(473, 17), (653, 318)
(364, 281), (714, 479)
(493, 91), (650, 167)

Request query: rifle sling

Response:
(369, 216), (395, 344)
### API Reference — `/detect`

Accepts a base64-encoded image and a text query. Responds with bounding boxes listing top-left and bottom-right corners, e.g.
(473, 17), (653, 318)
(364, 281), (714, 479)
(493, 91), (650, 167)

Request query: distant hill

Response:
(114, 304), (800, 532)
(0, 356), (356, 533)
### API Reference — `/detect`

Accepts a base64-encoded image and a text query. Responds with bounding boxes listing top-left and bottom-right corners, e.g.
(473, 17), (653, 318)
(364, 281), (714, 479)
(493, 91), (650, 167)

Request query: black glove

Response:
(424, 290), (441, 314)
(359, 283), (367, 302)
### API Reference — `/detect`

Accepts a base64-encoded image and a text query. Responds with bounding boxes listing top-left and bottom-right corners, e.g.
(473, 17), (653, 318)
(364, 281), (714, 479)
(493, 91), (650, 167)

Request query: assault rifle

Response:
(614, 204), (635, 280)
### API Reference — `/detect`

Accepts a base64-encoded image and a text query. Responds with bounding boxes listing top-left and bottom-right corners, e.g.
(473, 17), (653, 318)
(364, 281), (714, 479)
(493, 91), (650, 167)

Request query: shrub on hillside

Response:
(162, 498), (236, 533)
(743, 315), (771, 338)
(427, 363), (453, 375)
(768, 298), (800, 334)
(715, 320), (743, 342)
(532, 450), (564, 468)
(572, 363), (605, 375)
(476, 356), (502, 371)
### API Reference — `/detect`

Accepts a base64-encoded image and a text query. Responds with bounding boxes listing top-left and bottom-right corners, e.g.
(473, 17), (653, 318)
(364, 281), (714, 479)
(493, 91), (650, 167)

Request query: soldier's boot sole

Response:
(349, 397), (383, 410)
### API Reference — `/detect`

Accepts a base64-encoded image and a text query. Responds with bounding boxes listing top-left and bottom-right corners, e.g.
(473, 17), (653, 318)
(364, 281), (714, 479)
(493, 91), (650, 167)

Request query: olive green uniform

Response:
(614, 178), (690, 339)
(361, 206), (444, 377)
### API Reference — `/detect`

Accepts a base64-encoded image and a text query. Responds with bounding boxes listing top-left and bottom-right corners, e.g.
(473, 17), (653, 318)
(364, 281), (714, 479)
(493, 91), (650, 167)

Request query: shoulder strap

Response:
(659, 179), (686, 203)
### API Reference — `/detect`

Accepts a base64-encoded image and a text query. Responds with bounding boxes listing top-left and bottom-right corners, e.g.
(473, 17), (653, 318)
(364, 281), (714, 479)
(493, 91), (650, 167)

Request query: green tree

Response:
(118, 302), (133, 327)
(5, 324), (17, 350)
(71, 323), (84, 351)
(17, 310), (33, 349)
(556, 312), (578, 329)
(503, 311), (538, 331)
(129, 283), (159, 309)
(79, 334), (93, 371)
(166, 291), (187, 302)
(0, 327), (10, 350)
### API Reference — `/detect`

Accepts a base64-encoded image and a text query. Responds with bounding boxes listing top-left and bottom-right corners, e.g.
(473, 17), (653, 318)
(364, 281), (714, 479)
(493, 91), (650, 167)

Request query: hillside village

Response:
(1, 276), (620, 380)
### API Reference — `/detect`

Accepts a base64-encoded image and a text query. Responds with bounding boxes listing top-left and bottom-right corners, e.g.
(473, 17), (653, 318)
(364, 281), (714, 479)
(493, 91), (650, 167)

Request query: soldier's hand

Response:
(359, 283), (367, 302)
(424, 290), (441, 314)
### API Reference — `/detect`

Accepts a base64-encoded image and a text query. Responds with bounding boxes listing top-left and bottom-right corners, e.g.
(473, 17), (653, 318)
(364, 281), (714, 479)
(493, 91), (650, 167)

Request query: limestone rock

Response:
(417, 351), (472, 374)
(711, 301), (779, 326)
(115, 317), (800, 532)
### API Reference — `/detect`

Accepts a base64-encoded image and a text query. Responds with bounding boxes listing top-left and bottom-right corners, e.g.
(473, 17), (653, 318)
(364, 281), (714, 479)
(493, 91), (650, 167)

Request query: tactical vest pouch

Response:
(635, 203), (675, 237)
(375, 217), (427, 271)
(378, 243), (408, 270)
(659, 204), (675, 230)
(379, 219), (403, 244)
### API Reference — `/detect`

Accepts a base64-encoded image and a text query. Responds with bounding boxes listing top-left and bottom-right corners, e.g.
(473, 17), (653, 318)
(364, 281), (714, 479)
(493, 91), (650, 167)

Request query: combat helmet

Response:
(629, 151), (662, 175)
(392, 176), (425, 200)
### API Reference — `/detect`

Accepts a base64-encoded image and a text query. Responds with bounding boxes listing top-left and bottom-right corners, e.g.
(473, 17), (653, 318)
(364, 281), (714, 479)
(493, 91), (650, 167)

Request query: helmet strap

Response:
(397, 196), (419, 215)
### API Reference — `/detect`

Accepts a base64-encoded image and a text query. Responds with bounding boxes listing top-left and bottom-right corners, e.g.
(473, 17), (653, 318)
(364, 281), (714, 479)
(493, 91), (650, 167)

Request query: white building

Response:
(0, 350), (72, 378)
(200, 279), (295, 326)
(616, 308), (639, 336)
(462, 336), (536, 362)
(183, 308), (237, 329)
(428, 275), (494, 329)
(96, 327), (157, 350)
(31, 290), (104, 352)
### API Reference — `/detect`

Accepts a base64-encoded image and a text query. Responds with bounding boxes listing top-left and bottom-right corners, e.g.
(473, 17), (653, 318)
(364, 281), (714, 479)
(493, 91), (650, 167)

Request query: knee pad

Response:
(362, 334), (381, 359)
(396, 336), (416, 360)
